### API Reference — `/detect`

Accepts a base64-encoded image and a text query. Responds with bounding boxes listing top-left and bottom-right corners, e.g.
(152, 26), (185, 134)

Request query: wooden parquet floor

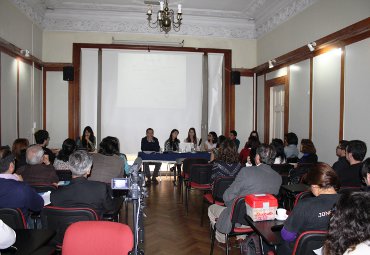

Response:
(122, 177), (240, 255)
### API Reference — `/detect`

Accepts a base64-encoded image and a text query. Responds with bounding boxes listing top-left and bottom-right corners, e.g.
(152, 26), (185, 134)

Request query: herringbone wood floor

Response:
(122, 176), (240, 255)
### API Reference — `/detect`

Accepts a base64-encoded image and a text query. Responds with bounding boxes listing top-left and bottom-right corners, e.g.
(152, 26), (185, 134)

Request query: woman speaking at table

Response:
(164, 129), (180, 152)
(277, 163), (339, 254)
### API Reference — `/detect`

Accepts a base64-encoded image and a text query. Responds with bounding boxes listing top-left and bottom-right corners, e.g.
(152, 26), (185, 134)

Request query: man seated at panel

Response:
(341, 140), (367, 187)
(50, 150), (121, 217)
(332, 140), (350, 175)
(34, 129), (56, 164)
(141, 128), (162, 185)
(208, 144), (282, 244)
(0, 147), (44, 216)
(17, 145), (59, 186)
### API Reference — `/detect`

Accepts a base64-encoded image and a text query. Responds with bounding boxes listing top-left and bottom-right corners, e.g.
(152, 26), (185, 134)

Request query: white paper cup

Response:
(276, 208), (287, 217)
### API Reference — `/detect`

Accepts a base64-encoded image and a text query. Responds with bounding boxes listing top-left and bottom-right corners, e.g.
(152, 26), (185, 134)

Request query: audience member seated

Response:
(239, 135), (260, 165)
(204, 131), (218, 152)
(340, 140), (367, 187)
(332, 140), (350, 176)
(0, 146), (22, 181)
(164, 129), (180, 152)
(210, 139), (242, 183)
(0, 220), (16, 250)
(229, 130), (240, 150)
(271, 138), (286, 164)
(298, 139), (318, 164)
(278, 163), (339, 255)
(0, 147), (44, 216)
(76, 126), (96, 152)
(284, 132), (299, 159)
(249, 130), (260, 142)
(324, 191), (370, 255)
(210, 135), (226, 162)
(12, 138), (29, 170)
(53, 138), (76, 170)
(17, 145), (59, 186)
(34, 129), (55, 164)
(89, 136), (124, 184)
(184, 127), (199, 150)
(362, 158), (370, 192)
(208, 144), (282, 244)
(51, 150), (121, 218)
(110, 137), (129, 176)
(141, 128), (162, 185)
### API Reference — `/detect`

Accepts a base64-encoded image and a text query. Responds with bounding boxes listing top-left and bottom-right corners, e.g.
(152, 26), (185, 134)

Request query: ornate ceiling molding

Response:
(9, 0), (317, 39)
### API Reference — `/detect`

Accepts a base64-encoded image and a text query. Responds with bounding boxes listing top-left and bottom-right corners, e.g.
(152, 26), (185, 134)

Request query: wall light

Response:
(268, 59), (276, 69)
(20, 49), (30, 57)
(307, 42), (316, 52)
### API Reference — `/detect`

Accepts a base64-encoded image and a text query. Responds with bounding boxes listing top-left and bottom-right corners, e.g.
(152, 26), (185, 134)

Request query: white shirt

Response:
(0, 220), (16, 249)
(344, 241), (370, 255)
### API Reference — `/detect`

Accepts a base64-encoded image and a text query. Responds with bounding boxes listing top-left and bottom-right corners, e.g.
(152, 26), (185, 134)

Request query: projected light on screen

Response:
(117, 52), (186, 109)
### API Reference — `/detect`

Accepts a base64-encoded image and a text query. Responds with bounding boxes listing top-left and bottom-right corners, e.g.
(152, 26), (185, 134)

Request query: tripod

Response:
(129, 185), (145, 255)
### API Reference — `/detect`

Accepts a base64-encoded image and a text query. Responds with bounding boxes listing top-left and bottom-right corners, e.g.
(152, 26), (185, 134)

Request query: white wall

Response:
(289, 60), (310, 141)
(18, 61), (33, 142)
(256, 75), (265, 142)
(344, 38), (370, 158)
(257, 0), (370, 65)
(266, 67), (287, 80)
(235, 76), (254, 150)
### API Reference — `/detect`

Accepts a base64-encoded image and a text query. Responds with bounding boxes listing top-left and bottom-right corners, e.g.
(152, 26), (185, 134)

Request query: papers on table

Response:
(40, 191), (51, 206)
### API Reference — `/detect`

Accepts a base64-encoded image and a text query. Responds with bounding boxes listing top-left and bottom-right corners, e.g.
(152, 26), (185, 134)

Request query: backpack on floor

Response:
(240, 233), (262, 255)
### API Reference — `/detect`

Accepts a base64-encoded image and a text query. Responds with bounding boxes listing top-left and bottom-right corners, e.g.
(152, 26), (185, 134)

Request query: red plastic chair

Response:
(62, 221), (133, 255)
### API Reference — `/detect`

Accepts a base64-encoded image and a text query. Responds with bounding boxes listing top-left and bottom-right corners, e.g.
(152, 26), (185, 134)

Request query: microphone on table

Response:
(198, 138), (202, 147)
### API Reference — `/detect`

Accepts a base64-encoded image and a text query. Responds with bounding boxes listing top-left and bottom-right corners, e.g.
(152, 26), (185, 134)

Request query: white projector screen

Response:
(101, 49), (203, 154)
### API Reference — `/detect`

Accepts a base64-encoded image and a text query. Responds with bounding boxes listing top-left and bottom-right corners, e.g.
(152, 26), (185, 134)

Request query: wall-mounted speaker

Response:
(63, 66), (74, 81)
(231, 71), (240, 85)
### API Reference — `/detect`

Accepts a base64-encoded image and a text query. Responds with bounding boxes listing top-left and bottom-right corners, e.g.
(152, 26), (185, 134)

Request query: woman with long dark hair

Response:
(239, 136), (261, 165)
(12, 138), (29, 170)
(164, 129), (180, 152)
(278, 163), (339, 255)
(54, 138), (76, 170)
(270, 138), (286, 164)
(204, 131), (217, 151)
(184, 127), (198, 150)
(77, 126), (96, 152)
(324, 192), (370, 255)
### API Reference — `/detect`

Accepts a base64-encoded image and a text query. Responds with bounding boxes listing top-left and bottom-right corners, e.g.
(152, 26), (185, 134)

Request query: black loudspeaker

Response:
(231, 71), (240, 85)
(63, 66), (74, 81)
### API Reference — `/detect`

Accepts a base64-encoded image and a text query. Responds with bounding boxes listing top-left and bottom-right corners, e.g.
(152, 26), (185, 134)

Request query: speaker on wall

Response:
(231, 71), (240, 85)
(63, 66), (74, 81)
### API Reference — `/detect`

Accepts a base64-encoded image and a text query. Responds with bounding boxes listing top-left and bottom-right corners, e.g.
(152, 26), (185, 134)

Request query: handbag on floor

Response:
(240, 233), (262, 255)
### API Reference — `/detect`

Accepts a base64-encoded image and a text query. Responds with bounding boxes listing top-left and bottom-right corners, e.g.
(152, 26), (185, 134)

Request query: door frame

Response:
(264, 74), (290, 143)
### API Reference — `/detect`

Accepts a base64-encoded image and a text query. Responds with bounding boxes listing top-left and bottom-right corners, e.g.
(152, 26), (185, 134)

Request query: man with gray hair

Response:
(208, 144), (282, 244)
(50, 150), (120, 217)
(17, 145), (59, 186)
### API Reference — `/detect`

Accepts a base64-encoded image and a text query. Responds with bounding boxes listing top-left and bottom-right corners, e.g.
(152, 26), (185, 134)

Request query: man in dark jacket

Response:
(141, 128), (162, 185)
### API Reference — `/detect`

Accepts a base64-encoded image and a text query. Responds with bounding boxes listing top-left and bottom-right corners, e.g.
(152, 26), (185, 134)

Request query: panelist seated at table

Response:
(51, 151), (121, 218)
(208, 144), (282, 244)
(0, 147), (44, 217)
(141, 128), (162, 185)
(184, 127), (199, 150)
(277, 163), (339, 255)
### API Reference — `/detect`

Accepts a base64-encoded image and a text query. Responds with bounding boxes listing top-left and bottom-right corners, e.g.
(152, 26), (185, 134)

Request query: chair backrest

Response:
(292, 231), (328, 255)
(40, 206), (99, 246)
(230, 196), (247, 228)
(182, 158), (208, 175)
(0, 208), (27, 229)
(271, 164), (294, 175)
(289, 163), (314, 184)
(212, 177), (235, 203)
(56, 170), (72, 181)
(62, 221), (133, 255)
(338, 186), (362, 195)
(31, 183), (58, 193)
(286, 157), (298, 163)
(189, 164), (212, 184)
(293, 191), (315, 207)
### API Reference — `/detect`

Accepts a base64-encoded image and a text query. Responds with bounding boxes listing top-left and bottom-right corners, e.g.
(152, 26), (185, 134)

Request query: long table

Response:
(138, 151), (210, 163)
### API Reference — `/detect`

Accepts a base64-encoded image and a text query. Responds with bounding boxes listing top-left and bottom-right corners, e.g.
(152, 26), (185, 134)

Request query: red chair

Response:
(293, 191), (314, 207)
(62, 221), (133, 255)
(292, 230), (328, 255)
(185, 164), (212, 215)
(210, 196), (254, 255)
(0, 208), (27, 229)
(201, 176), (234, 226)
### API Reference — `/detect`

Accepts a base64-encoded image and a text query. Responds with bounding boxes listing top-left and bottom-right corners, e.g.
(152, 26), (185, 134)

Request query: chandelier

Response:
(146, 0), (183, 34)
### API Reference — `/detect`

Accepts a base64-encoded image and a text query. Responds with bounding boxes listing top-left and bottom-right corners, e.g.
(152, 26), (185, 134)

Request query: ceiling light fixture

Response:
(268, 59), (276, 69)
(307, 42), (317, 52)
(20, 49), (30, 57)
(146, 0), (183, 34)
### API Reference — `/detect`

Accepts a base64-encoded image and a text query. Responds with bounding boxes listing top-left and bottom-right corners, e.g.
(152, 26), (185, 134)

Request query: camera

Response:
(111, 178), (130, 190)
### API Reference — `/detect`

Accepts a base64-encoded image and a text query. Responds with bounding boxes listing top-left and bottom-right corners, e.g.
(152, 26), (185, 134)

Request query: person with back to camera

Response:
(298, 139), (318, 164)
(239, 135), (260, 166)
(12, 138), (29, 170)
(341, 140), (367, 187)
(53, 138), (76, 170)
(361, 158), (370, 192)
(34, 129), (56, 164)
(76, 126), (96, 152)
(284, 132), (299, 160)
(204, 131), (218, 151)
(270, 138), (286, 164)
(210, 135), (227, 162)
(323, 191), (370, 255)
(141, 128), (162, 185)
(277, 163), (339, 255)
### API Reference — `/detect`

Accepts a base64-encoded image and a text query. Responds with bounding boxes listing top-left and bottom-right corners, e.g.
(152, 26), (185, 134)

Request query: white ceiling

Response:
(10, 0), (317, 39)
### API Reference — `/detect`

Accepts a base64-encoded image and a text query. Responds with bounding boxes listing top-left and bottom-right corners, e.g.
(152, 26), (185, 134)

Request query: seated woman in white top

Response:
(0, 220), (16, 250)
(324, 191), (370, 255)
(204, 131), (217, 151)
(184, 127), (198, 150)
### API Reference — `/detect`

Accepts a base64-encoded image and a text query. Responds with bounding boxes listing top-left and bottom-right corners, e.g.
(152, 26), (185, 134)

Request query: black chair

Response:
(210, 196), (254, 255)
(292, 231), (328, 255)
(40, 206), (99, 249)
(0, 208), (27, 229)
(180, 158), (208, 201)
(185, 164), (212, 215)
(30, 184), (58, 193)
(56, 170), (72, 181)
(288, 163), (315, 184)
(293, 191), (315, 207)
(286, 157), (299, 163)
(338, 186), (362, 194)
(201, 176), (234, 226)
